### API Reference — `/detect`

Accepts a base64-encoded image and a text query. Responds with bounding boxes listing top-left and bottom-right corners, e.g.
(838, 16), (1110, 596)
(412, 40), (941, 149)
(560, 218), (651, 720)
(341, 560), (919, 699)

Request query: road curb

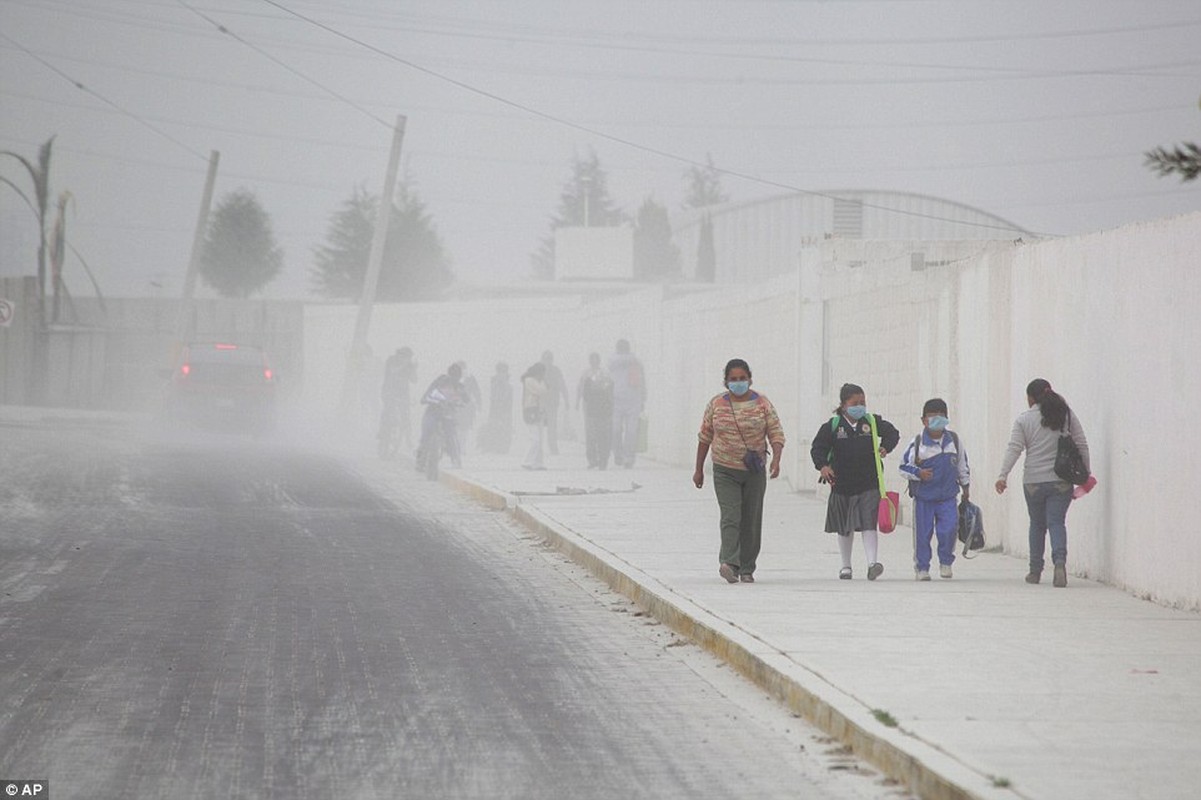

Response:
(440, 469), (999, 800)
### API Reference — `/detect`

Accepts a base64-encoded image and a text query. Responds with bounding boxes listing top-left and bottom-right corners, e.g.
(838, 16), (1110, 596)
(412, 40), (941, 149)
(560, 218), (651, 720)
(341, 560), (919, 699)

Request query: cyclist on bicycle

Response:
(415, 362), (465, 471)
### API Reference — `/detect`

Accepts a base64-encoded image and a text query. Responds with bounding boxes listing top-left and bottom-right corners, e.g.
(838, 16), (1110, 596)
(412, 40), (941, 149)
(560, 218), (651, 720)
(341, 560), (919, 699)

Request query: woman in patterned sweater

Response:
(693, 359), (786, 584)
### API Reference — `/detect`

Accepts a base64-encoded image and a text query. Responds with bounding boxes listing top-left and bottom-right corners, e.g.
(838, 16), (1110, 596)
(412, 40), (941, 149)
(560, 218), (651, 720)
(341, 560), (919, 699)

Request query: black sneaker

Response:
(867, 562), (884, 581)
(1053, 565), (1067, 588)
(719, 564), (738, 584)
(1025, 571), (1041, 584)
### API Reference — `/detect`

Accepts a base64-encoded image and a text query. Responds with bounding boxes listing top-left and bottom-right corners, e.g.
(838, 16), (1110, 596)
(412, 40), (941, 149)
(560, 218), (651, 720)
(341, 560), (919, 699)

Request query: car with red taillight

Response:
(166, 342), (276, 431)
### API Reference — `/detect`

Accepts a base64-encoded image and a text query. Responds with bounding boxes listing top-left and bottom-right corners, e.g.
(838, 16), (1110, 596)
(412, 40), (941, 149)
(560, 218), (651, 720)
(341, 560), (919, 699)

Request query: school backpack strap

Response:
(825, 414), (839, 463)
(906, 434), (922, 497)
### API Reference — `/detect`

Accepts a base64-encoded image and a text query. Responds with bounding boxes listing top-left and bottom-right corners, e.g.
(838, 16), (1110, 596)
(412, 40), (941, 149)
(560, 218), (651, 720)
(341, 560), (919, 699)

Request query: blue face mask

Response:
(928, 415), (950, 431)
(727, 380), (750, 396)
(845, 405), (867, 420)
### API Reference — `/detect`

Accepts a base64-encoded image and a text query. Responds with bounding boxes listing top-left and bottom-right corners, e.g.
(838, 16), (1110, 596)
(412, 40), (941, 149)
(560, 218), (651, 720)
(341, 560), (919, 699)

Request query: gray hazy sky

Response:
(2, 0), (1199, 299)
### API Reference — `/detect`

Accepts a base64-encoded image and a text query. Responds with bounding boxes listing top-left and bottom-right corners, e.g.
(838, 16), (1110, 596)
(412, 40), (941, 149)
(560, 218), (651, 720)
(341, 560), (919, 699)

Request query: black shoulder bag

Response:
(1053, 411), (1090, 485)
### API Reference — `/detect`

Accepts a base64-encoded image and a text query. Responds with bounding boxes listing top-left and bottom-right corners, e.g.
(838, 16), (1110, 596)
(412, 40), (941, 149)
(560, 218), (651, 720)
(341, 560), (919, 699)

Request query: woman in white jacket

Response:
(520, 362), (548, 470)
(995, 378), (1090, 588)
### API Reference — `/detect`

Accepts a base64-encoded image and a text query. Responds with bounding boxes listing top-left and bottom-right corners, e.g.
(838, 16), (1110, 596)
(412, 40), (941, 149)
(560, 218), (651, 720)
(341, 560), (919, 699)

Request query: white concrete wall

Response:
(302, 211), (1201, 609)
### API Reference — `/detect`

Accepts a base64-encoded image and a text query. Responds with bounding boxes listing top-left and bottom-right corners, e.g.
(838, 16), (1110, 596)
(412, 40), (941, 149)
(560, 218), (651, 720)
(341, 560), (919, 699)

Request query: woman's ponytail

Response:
(1026, 378), (1069, 431)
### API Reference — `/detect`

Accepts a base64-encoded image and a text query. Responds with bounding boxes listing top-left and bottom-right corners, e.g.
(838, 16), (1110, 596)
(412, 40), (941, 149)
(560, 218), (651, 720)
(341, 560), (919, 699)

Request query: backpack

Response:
(957, 499), (986, 557)
(905, 431), (960, 498)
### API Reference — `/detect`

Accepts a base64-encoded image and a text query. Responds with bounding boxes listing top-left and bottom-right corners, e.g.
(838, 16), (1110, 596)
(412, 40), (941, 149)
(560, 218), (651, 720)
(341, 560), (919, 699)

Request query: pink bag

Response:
(868, 414), (898, 534)
(877, 491), (900, 534)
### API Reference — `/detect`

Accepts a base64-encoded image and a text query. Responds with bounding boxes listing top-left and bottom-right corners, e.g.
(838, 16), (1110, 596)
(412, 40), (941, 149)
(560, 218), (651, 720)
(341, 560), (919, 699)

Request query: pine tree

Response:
(310, 182), (452, 301)
(1145, 142), (1201, 182)
(311, 185), (375, 299)
(695, 213), (716, 283)
(683, 153), (729, 210)
(632, 195), (680, 281)
(532, 150), (625, 280)
(199, 188), (282, 298)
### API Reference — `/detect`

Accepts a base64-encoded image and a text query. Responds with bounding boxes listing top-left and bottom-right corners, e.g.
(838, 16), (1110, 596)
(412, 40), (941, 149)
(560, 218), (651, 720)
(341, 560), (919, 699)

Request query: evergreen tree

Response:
(683, 152), (729, 210)
(311, 185), (375, 299)
(1145, 141), (1201, 182)
(310, 181), (452, 301)
(696, 213), (716, 282)
(199, 188), (282, 298)
(532, 150), (625, 280)
(632, 195), (680, 281)
(379, 182), (452, 301)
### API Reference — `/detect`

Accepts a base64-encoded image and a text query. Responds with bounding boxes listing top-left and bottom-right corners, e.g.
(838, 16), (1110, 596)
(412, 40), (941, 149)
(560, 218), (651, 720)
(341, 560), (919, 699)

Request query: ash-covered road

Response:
(0, 416), (901, 799)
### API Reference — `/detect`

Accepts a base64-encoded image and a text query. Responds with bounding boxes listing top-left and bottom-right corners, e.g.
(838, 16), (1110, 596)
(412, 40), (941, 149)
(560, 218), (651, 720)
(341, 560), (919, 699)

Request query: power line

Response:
(173, 0), (393, 130)
(13, 1), (1195, 88)
(0, 41), (363, 105)
(249, 4), (1201, 48)
(361, 51), (1201, 87)
(260, 0), (1041, 236)
(0, 89), (388, 152)
(0, 31), (207, 161)
(343, 20), (1201, 82)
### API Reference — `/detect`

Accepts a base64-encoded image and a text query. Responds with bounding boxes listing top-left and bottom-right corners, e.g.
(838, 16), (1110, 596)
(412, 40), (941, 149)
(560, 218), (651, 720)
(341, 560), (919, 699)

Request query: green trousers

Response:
(712, 463), (767, 575)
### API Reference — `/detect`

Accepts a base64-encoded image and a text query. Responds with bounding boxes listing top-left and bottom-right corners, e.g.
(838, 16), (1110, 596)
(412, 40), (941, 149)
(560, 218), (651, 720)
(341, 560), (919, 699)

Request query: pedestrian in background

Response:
(693, 359), (785, 584)
(609, 338), (647, 468)
(995, 378), (1090, 588)
(540, 351), (567, 456)
(810, 383), (899, 581)
(478, 362), (513, 454)
(899, 398), (971, 581)
(520, 361), (549, 471)
(378, 346), (416, 452)
(455, 360), (482, 452)
(577, 352), (614, 469)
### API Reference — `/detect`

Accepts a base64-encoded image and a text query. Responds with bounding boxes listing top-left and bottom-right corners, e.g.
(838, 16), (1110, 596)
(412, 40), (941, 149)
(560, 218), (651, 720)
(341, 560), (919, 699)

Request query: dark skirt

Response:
(825, 488), (878, 535)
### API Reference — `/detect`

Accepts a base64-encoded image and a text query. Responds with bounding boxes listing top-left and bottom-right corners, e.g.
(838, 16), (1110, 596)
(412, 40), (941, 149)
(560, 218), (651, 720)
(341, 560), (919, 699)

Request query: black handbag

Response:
(1053, 412), (1090, 485)
(742, 450), (765, 473)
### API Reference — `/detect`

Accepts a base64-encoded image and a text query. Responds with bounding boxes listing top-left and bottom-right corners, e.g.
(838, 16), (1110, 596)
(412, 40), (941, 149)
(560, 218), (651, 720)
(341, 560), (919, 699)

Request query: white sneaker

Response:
(939, 564), (953, 579)
(915, 570), (931, 581)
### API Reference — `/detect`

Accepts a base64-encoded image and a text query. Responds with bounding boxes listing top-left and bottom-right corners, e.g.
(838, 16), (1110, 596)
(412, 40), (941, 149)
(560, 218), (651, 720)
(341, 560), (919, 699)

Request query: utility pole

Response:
(340, 115), (406, 412)
(174, 150), (220, 365)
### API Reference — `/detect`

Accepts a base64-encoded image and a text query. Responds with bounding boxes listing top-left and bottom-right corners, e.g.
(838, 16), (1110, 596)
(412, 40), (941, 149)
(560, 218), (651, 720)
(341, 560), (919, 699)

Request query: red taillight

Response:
(215, 343), (238, 350)
(264, 368), (273, 381)
(180, 363), (191, 376)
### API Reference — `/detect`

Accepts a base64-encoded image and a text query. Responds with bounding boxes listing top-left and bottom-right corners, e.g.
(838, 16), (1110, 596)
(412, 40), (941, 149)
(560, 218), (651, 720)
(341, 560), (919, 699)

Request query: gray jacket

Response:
(998, 407), (1090, 485)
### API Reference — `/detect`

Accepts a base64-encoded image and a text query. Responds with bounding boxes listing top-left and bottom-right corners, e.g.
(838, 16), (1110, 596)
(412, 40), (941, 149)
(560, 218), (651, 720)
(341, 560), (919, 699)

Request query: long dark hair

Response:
(1027, 378), (1069, 431)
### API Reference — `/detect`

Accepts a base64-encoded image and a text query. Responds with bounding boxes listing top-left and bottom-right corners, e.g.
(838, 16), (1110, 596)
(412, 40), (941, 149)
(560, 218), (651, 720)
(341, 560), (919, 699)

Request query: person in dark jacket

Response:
(810, 383), (900, 581)
(576, 352), (614, 469)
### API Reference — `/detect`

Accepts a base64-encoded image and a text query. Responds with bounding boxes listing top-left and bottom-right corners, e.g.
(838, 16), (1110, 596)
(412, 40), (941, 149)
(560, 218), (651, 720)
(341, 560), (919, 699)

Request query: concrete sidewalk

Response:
(434, 444), (1201, 800)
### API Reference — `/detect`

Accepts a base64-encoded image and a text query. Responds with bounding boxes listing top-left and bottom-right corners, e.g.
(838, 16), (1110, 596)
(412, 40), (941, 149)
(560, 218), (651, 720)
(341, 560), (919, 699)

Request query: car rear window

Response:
(186, 345), (266, 366)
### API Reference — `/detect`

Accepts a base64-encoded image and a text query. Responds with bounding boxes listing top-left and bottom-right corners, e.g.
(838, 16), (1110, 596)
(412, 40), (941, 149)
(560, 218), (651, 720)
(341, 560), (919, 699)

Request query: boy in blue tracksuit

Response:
(899, 398), (971, 581)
